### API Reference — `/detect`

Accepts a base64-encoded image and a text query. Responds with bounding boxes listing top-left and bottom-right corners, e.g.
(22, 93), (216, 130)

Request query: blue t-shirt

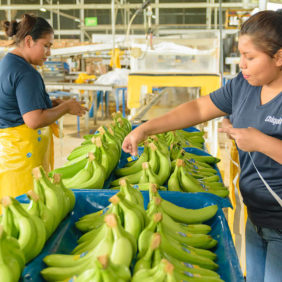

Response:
(210, 72), (282, 229)
(0, 53), (52, 128)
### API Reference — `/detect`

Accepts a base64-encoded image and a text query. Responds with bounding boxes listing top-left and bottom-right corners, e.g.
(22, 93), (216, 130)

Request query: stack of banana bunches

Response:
(111, 129), (229, 198)
(0, 166), (75, 281)
(49, 112), (132, 189)
(41, 181), (223, 281)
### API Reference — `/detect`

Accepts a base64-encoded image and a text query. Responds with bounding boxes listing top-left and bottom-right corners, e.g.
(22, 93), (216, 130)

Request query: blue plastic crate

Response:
(18, 190), (242, 282)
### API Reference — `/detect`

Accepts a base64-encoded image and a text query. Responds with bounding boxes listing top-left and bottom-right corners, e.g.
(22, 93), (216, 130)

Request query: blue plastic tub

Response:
(18, 190), (243, 282)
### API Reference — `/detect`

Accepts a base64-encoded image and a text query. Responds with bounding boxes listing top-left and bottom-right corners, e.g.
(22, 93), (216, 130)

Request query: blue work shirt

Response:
(210, 72), (282, 229)
(0, 53), (52, 128)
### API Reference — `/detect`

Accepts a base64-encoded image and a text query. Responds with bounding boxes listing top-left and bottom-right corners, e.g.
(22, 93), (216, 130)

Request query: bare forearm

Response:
(257, 134), (282, 164)
(36, 104), (69, 127)
(23, 103), (69, 129)
(140, 95), (226, 137)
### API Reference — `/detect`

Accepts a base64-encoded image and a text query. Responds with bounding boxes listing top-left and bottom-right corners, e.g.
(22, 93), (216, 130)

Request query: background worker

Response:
(0, 14), (88, 199)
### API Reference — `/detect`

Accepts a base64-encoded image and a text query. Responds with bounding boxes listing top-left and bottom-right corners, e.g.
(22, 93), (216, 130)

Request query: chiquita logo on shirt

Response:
(265, 116), (282, 125)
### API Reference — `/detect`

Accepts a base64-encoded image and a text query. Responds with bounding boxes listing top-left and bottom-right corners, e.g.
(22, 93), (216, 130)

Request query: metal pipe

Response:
(0, 2), (257, 11)
(111, 0), (116, 68)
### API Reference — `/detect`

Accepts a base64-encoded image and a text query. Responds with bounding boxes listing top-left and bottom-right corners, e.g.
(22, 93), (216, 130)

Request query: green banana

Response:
(157, 227), (218, 270)
(109, 194), (143, 240)
(3, 197), (37, 263)
(49, 155), (88, 179)
(138, 213), (162, 256)
(0, 225), (25, 282)
(159, 197), (218, 224)
(67, 142), (97, 161)
(134, 232), (161, 274)
(105, 214), (133, 267)
(33, 167), (65, 227)
(115, 146), (149, 177)
(26, 190), (55, 239)
(52, 174), (75, 213)
(168, 159), (183, 191)
(110, 170), (142, 186)
(76, 153), (106, 189)
(62, 158), (92, 189)
(160, 220), (217, 249)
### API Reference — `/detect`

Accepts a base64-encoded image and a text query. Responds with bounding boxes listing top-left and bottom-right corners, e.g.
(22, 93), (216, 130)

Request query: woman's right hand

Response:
(219, 117), (234, 139)
(122, 127), (147, 156)
(65, 99), (88, 117)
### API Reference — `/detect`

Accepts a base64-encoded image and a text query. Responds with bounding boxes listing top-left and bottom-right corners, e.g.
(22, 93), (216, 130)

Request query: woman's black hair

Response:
(2, 14), (53, 45)
(240, 10), (282, 57)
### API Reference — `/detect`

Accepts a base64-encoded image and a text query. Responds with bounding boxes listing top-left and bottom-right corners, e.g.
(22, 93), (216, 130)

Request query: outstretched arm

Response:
(122, 95), (226, 155)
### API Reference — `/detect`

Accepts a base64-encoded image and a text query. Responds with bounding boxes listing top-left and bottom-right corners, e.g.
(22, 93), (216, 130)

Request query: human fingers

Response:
(122, 136), (138, 156)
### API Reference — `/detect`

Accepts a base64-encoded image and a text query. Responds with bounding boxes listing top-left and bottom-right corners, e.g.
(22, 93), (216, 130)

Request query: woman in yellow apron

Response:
(0, 14), (88, 199)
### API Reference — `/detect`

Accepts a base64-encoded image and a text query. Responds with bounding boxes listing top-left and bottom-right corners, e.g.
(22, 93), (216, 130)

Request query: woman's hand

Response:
(52, 98), (64, 107)
(64, 99), (88, 117)
(219, 126), (263, 152)
(219, 118), (234, 139)
(122, 127), (147, 156)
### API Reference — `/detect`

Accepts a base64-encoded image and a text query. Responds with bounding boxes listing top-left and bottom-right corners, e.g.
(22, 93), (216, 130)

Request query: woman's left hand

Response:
(219, 126), (263, 152)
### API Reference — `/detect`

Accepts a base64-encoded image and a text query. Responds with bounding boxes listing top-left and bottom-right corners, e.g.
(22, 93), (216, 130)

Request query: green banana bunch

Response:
(52, 173), (75, 212)
(148, 135), (170, 156)
(115, 146), (149, 177)
(156, 226), (218, 270)
(133, 258), (177, 282)
(180, 163), (229, 198)
(41, 222), (114, 281)
(63, 152), (106, 189)
(134, 232), (161, 274)
(97, 125), (122, 154)
(157, 249), (221, 279)
(184, 151), (221, 165)
(105, 214), (133, 267)
(139, 162), (160, 185)
(146, 196), (212, 235)
(74, 255), (131, 282)
(119, 178), (144, 208)
(95, 136), (114, 179)
(0, 225), (25, 282)
(109, 193), (144, 241)
(75, 204), (113, 232)
(1, 203), (18, 238)
(112, 111), (132, 133)
(2, 196), (44, 263)
(75, 152), (106, 189)
(33, 167), (66, 228)
(167, 159), (183, 191)
(25, 190), (55, 240)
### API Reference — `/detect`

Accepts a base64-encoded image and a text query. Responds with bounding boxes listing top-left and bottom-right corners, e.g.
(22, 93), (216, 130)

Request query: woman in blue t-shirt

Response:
(0, 14), (88, 199)
(122, 10), (282, 282)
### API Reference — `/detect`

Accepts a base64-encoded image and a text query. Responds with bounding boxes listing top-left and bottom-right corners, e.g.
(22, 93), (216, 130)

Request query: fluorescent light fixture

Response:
(40, 7), (47, 12)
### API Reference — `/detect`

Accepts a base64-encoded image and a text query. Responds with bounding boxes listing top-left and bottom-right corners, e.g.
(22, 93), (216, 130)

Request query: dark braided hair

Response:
(2, 14), (53, 45)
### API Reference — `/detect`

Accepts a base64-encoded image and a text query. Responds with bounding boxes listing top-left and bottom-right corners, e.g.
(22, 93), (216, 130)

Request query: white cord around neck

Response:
(248, 152), (282, 207)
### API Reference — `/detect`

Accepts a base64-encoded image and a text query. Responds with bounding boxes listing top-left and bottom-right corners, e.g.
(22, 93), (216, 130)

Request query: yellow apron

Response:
(0, 123), (59, 200)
